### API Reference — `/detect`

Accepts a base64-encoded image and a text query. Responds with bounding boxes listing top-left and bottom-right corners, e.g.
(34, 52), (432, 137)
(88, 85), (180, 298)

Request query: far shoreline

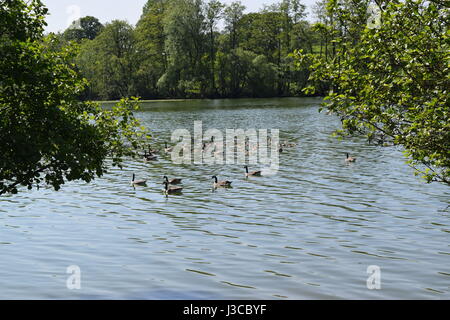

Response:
(97, 96), (324, 104)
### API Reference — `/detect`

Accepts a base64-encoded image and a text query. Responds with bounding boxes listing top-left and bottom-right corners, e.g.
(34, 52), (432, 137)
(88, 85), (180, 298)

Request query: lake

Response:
(0, 97), (449, 299)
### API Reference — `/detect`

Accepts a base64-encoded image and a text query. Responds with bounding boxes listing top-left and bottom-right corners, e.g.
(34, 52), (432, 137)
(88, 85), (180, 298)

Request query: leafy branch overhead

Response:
(0, 0), (149, 195)
(296, 0), (449, 185)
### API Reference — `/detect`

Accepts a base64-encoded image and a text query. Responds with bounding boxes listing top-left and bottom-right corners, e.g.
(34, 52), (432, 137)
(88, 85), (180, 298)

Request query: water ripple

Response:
(1, 98), (449, 299)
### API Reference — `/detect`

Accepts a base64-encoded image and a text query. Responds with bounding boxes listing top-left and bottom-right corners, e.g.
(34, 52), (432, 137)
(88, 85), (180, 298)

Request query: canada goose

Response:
(131, 173), (147, 186)
(143, 150), (157, 161)
(286, 143), (297, 147)
(164, 176), (182, 185)
(244, 141), (257, 152)
(212, 176), (232, 188)
(207, 136), (223, 147)
(163, 180), (183, 195)
(164, 142), (173, 153)
(345, 153), (356, 162)
(202, 142), (212, 153)
(280, 141), (297, 148)
(244, 165), (262, 177)
(203, 136), (215, 149)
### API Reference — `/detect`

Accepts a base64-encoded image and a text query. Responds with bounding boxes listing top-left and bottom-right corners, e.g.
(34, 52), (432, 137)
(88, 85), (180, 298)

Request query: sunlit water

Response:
(1, 98), (449, 299)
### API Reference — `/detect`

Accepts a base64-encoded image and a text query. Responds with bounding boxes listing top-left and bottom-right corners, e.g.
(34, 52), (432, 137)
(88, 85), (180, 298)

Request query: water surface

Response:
(1, 98), (449, 299)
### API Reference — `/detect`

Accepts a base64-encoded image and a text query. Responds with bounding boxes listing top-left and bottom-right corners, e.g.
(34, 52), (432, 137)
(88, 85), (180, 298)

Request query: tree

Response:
(204, 0), (225, 96)
(264, 0), (306, 53)
(238, 4), (310, 96)
(64, 16), (104, 42)
(299, 0), (450, 184)
(56, 0), (318, 99)
(134, 0), (168, 98)
(224, 1), (246, 50)
(142, 0), (167, 16)
(159, 0), (208, 97)
(77, 20), (138, 100)
(247, 55), (277, 97)
(240, 12), (283, 63)
(0, 0), (148, 195)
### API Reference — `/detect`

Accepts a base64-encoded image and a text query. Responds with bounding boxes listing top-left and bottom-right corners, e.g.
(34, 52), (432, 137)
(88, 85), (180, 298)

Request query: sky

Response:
(42, 0), (318, 33)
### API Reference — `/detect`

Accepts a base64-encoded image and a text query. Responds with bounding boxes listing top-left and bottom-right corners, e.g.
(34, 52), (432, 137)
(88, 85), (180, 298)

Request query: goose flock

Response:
(130, 140), (356, 196)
